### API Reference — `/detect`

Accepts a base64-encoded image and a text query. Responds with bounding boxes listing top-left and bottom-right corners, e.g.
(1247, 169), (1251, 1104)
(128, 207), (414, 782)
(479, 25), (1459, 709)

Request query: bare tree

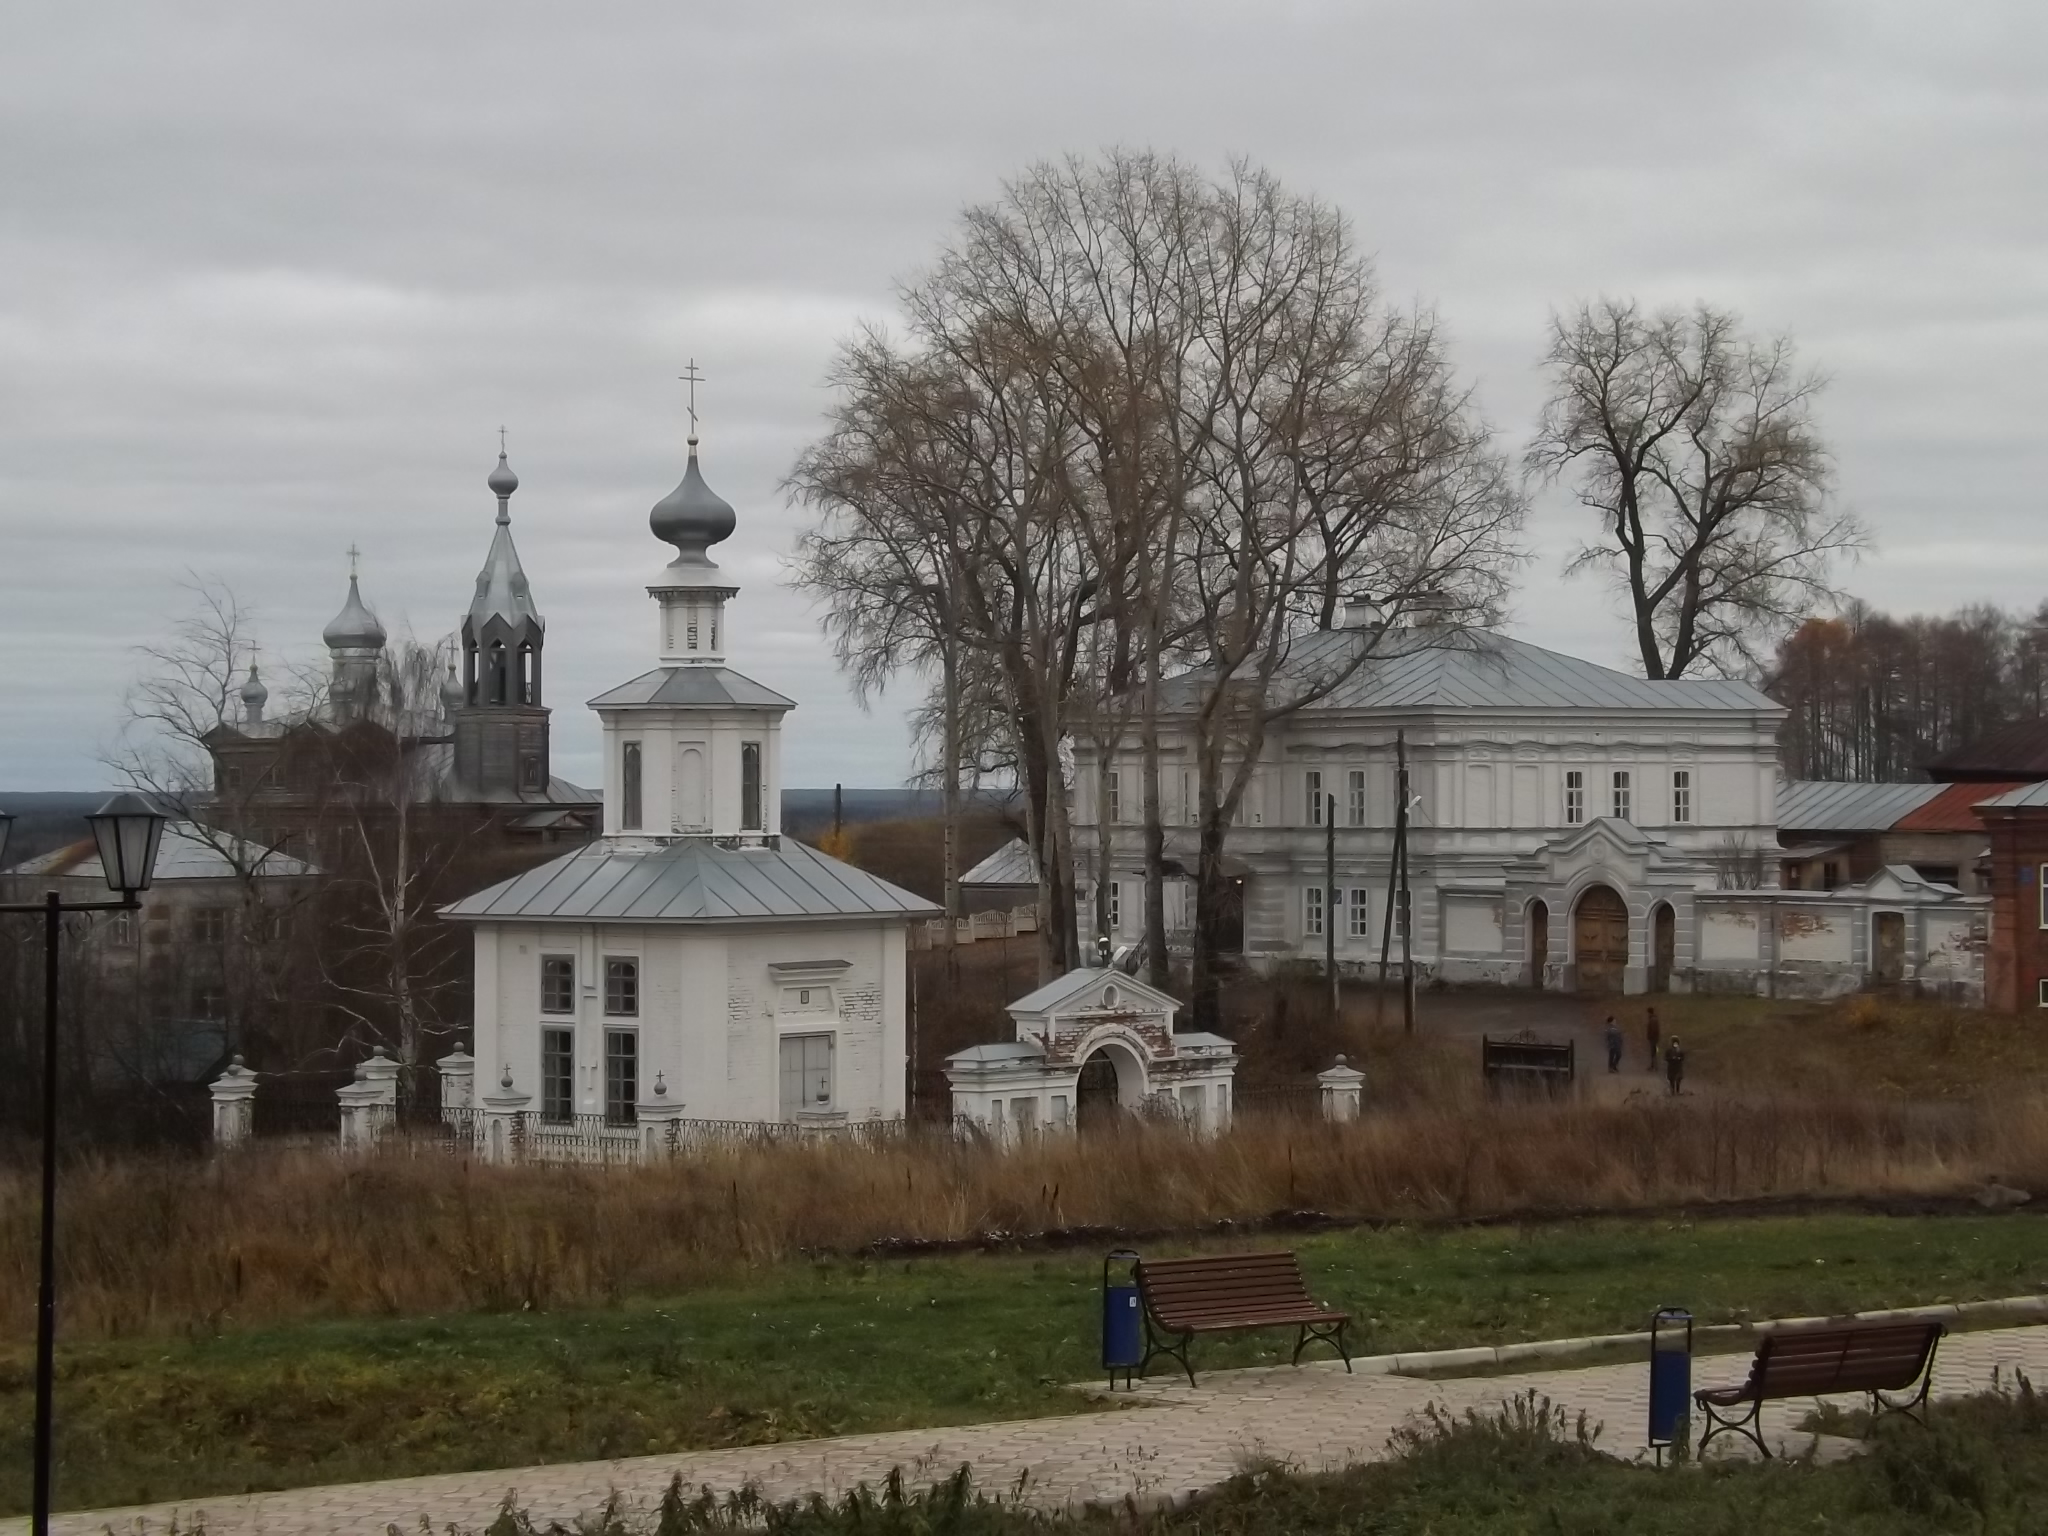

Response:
(1529, 299), (1863, 679)
(106, 576), (312, 1054)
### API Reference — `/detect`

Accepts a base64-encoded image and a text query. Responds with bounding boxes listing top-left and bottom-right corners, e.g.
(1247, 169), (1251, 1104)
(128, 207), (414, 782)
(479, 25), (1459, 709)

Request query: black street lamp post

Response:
(0, 793), (167, 1536)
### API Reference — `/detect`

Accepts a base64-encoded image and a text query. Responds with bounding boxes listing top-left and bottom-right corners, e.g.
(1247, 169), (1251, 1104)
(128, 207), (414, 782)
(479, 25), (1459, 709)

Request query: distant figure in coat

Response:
(1604, 1016), (1623, 1073)
(1645, 1008), (1661, 1071)
(1665, 1037), (1686, 1096)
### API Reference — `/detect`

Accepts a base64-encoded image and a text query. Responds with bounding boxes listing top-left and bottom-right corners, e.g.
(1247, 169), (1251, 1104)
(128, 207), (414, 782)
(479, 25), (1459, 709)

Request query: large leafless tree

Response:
(792, 153), (1525, 1014)
(1529, 299), (1864, 679)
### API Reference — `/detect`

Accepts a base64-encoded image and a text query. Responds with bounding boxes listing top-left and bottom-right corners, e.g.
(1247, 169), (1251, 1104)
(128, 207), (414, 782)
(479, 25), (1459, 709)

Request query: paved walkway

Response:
(18, 1326), (2047, 1536)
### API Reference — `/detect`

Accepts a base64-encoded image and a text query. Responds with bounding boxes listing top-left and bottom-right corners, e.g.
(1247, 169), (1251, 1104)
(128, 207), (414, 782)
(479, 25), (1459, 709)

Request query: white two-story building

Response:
(1058, 599), (1984, 999)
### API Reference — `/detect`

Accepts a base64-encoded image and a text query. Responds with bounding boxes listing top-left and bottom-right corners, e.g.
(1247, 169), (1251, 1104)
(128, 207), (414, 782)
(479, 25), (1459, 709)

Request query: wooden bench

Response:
(1694, 1320), (1945, 1457)
(1134, 1251), (1351, 1387)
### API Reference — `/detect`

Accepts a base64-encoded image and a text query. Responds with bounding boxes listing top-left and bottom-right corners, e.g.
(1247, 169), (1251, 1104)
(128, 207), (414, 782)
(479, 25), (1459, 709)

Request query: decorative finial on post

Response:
(347, 543), (361, 580)
(653, 1071), (667, 1098)
(500, 1065), (514, 1090)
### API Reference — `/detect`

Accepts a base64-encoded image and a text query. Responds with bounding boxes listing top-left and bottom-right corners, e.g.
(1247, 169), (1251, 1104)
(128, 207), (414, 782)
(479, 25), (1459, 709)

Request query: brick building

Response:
(1974, 781), (2048, 1012)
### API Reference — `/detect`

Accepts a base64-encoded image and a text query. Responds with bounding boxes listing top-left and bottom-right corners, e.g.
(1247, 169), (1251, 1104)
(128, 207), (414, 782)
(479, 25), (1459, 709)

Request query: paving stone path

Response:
(16, 1326), (2046, 1536)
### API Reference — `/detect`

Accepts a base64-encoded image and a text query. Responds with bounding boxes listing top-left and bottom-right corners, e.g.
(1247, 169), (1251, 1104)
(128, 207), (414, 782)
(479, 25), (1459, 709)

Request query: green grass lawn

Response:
(5, 1213), (2044, 1517)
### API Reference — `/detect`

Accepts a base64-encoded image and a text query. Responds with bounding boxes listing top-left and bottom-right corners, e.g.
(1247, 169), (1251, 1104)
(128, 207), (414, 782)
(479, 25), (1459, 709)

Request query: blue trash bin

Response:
(1648, 1307), (1693, 1458)
(1102, 1250), (1142, 1390)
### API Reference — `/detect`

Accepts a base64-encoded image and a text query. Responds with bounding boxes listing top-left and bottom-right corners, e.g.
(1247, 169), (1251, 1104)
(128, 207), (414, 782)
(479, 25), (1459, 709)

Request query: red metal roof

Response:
(1894, 781), (2031, 832)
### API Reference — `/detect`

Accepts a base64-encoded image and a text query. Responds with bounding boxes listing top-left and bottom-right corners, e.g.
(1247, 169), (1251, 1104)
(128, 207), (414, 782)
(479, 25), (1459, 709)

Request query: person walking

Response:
(1665, 1036), (1686, 1096)
(1604, 1015), (1623, 1073)
(1644, 1007), (1660, 1071)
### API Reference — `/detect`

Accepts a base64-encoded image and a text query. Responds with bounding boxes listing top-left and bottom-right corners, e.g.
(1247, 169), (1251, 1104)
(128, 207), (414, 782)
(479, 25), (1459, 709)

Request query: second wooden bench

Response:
(1135, 1250), (1351, 1387)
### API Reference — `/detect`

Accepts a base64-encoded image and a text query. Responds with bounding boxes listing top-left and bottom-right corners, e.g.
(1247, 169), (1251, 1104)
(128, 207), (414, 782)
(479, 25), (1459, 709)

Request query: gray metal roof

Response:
(588, 666), (795, 711)
(442, 836), (939, 923)
(961, 836), (1036, 888)
(1776, 781), (1944, 832)
(1974, 781), (2048, 810)
(944, 1041), (1046, 1066)
(7, 821), (318, 881)
(1162, 629), (1780, 715)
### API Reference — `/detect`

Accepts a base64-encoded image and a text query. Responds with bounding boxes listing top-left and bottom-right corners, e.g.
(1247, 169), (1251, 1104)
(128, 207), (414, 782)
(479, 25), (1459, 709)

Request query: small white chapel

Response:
(444, 423), (938, 1128)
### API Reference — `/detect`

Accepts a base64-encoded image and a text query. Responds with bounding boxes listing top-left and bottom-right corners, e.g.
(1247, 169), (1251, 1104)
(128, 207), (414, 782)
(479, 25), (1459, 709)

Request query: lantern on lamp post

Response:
(2, 792), (167, 1536)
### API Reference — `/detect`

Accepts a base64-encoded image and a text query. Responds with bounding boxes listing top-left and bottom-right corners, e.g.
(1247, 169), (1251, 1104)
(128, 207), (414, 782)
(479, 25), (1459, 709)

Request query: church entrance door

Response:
(1651, 903), (1675, 993)
(1573, 886), (1630, 993)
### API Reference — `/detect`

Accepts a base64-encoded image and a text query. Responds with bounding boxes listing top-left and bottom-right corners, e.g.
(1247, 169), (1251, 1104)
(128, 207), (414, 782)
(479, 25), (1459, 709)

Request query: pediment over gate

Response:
(1506, 817), (1712, 890)
(1004, 966), (1179, 1059)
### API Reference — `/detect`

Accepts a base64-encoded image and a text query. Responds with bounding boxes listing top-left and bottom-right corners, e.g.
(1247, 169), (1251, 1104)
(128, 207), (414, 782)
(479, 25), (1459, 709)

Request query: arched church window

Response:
(517, 644), (533, 705)
(489, 642), (507, 705)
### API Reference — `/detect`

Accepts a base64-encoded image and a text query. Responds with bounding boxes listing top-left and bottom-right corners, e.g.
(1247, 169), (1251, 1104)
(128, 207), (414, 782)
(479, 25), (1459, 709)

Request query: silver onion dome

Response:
(649, 438), (736, 566)
(322, 574), (387, 650)
(487, 449), (519, 504)
(238, 663), (268, 712)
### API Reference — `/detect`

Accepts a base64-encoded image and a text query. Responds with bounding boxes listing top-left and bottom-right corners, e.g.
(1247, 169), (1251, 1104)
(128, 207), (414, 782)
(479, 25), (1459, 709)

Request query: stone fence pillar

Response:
(337, 1047), (400, 1152)
(479, 1066), (533, 1164)
(636, 1071), (686, 1160)
(437, 1044), (476, 1114)
(1318, 1055), (1366, 1123)
(209, 1055), (258, 1149)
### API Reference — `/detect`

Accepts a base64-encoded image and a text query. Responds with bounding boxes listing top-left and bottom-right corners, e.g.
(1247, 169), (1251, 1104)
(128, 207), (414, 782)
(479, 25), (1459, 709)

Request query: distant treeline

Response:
(1766, 601), (2048, 781)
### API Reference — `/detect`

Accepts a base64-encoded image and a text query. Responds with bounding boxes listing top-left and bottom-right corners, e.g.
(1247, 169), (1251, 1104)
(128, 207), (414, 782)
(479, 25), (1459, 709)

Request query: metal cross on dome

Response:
(680, 359), (705, 438)
(347, 543), (361, 579)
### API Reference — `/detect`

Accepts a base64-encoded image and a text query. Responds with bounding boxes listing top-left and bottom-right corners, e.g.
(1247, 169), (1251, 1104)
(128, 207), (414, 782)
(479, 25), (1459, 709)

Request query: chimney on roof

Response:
(1340, 593), (1385, 632)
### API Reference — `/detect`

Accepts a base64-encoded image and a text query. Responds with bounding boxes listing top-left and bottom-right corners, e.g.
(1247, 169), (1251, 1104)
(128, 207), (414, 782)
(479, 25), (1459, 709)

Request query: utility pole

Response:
(1397, 731), (1415, 1035)
(1325, 791), (1338, 1029)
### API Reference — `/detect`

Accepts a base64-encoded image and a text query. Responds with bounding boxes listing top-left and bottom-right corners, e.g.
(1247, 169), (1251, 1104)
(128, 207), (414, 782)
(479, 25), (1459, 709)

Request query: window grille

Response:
(1564, 770), (1585, 825)
(1303, 885), (1324, 938)
(1611, 770), (1632, 822)
(541, 1027), (573, 1123)
(1672, 770), (1692, 824)
(604, 957), (638, 1017)
(1105, 770), (1121, 824)
(1347, 888), (1372, 938)
(604, 1029), (638, 1124)
(540, 955), (574, 1014)
(1306, 770), (1324, 826)
(1347, 769), (1366, 826)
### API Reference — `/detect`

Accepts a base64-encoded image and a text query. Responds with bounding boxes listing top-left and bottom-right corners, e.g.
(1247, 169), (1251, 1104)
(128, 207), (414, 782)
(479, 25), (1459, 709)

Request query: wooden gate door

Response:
(1528, 900), (1549, 988)
(1651, 904), (1675, 992)
(1873, 911), (1906, 986)
(1573, 886), (1630, 993)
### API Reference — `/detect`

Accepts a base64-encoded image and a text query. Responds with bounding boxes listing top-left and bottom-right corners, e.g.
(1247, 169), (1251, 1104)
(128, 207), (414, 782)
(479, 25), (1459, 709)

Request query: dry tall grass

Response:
(5, 1089), (2043, 1343)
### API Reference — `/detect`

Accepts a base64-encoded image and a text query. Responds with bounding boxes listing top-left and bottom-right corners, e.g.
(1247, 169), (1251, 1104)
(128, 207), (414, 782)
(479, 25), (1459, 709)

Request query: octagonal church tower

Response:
(444, 418), (938, 1133)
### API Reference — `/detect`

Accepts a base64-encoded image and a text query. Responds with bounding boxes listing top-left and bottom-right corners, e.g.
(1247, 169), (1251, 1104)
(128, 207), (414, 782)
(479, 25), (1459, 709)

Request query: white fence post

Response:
(635, 1071), (686, 1160)
(209, 1055), (258, 1149)
(479, 1065), (533, 1164)
(437, 1043), (476, 1113)
(337, 1047), (400, 1151)
(1318, 1055), (1366, 1123)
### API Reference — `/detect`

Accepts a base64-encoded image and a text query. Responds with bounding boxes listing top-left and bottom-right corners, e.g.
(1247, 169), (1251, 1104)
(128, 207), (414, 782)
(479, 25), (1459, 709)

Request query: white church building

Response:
(444, 430), (938, 1131)
(1050, 599), (1987, 1001)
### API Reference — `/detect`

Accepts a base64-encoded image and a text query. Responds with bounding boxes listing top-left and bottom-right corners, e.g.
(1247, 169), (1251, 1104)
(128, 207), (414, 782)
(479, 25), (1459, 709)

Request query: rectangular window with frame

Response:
(1181, 769), (1197, 826)
(1672, 769), (1693, 824)
(1611, 770), (1632, 822)
(1564, 770), (1585, 825)
(193, 906), (230, 947)
(541, 1027), (573, 1123)
(778, 1032), (833, 1118)
(741, 741), (763, 830)
(540, 955), (575, 1014)
(1347, 769), (1366, 827)
(1306, 770), (1324, 826)
(604, 957), (638, 1017)
(2039, 978), (2048, 1008)
(1303, 885), (1324, 938)
(1347, 887), (1373, 938)
(520, 753), (543, 790)
(1105, 770), (1121, 824)
(604, 1029), (638, 1124)
(2038, 865), (2048, 929)
(686, 620), (699, 651)
(1107, 880), (1121, 933)
(621, 740), (643, 831)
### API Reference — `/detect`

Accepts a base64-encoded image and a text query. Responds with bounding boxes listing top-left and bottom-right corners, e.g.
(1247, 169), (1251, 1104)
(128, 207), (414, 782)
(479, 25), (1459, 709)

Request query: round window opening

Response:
(1102, 984), (1120, 1007)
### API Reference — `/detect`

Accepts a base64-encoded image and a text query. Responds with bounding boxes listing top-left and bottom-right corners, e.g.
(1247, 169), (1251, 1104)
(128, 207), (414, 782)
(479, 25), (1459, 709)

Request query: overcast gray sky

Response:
(4, 1), (2043, 793)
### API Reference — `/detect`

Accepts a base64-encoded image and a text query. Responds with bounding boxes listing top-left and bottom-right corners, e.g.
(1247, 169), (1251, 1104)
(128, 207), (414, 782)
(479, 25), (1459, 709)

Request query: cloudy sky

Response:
(4, 1), (2043, 793)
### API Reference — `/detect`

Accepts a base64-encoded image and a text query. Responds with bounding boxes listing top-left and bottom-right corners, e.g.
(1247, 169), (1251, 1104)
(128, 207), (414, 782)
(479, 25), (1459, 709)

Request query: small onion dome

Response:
(649, 439), (736, 565)
(440, 665), (464, 712)
(488, 449), (519, 504)
(239, 663), (268, 712)
(322, 574), (387, 650)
